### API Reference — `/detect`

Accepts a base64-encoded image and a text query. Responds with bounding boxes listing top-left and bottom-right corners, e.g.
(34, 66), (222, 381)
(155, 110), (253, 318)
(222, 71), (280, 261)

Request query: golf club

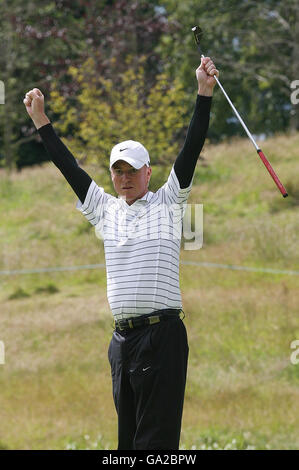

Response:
(192, 26), (288, 198)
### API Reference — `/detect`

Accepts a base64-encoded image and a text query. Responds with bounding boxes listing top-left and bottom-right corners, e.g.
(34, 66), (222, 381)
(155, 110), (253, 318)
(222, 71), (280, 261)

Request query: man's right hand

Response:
(23, 88), (50, 129)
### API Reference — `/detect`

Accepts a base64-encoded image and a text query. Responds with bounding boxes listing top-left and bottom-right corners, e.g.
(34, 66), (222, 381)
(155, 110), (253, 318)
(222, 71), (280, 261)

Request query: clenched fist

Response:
(196, 57), (219, 97)
(23, 88), (50, 129)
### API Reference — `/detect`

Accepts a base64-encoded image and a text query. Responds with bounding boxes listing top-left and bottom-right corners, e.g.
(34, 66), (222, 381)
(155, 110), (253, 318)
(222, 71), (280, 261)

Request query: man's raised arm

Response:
(174, 57), (219, 189)
(23, 88), (92, 204)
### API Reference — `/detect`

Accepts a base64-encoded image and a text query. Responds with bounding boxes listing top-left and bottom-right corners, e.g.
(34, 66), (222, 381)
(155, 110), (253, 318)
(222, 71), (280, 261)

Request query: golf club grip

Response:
(257, 149), (288, 197)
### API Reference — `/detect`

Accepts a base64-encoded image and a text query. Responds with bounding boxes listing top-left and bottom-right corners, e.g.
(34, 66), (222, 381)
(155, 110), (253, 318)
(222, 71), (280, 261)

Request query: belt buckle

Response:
(114, 320), (125, 331)
(149, 315), (160, 325)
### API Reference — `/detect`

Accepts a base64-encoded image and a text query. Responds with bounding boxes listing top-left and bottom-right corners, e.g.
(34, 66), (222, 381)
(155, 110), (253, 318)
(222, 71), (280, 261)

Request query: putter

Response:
(192, 26), (288, 198)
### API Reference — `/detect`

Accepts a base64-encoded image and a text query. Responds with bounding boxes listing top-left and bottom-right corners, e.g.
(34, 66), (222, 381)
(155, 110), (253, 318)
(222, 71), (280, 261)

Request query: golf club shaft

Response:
(201, 55), (258, 150)
(201, 53), (288, 197)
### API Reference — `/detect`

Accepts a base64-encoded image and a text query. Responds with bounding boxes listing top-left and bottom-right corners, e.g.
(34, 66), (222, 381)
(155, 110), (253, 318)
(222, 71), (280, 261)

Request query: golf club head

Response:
(192, 26), (203, 48)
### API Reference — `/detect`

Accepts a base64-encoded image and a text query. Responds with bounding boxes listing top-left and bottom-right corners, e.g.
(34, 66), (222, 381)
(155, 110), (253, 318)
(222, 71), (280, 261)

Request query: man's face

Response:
(110, 160), (152, 205)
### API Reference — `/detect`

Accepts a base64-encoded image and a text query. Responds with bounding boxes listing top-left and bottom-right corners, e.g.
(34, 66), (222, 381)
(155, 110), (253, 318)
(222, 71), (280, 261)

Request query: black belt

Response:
(113, 309), (184, 331)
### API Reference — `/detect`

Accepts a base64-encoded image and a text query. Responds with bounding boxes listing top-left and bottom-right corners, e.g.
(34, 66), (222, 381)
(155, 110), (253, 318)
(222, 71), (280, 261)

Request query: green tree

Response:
(0, 0), (172, 171)
(0, 0), (86, 171)
(157, 0), (299, 138)
(49, 56), (186, 193)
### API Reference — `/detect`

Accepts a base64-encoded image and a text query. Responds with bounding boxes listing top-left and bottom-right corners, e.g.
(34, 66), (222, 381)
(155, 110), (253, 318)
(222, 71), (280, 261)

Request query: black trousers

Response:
(108, 316), (189, 450)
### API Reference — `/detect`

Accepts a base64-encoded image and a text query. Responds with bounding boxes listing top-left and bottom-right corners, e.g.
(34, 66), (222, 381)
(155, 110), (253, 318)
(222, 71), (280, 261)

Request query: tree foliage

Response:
(0, 0), (170, 171)
(158, 0), (299, 138)
(49, 55), (186, 192)
(0, 0), (86, 170)
(0, 0), (298, 172)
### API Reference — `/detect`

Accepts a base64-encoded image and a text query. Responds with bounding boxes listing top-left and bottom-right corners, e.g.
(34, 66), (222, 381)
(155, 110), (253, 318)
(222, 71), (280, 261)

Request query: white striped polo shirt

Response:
(76, 165), (193, 320)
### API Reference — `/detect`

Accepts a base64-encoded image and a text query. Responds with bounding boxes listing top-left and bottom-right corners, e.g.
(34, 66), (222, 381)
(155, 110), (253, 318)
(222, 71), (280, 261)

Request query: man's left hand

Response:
(196, 57), (219, 97)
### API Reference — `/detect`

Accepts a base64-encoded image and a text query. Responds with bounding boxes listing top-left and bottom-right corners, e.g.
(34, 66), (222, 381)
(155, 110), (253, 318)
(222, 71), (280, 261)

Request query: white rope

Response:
(180, 261), (299, 276)
(0, 262), (298, 276)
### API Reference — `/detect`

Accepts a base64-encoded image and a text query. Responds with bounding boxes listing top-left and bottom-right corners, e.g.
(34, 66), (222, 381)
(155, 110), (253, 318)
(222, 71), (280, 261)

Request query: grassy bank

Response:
(0, 132), (298, 449)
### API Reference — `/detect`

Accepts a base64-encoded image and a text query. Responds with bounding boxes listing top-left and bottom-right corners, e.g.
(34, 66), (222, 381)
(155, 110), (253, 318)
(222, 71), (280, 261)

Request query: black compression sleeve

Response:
(174, 95), (212, 188)
(38, 123), (92, 204)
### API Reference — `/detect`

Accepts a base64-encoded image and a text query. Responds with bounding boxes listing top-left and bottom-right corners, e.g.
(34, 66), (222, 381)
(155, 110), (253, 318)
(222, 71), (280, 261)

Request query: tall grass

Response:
(0, 132), (298, 449)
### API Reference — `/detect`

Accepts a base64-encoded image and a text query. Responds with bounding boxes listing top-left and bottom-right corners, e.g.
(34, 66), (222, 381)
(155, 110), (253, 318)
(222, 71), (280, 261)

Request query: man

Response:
(23, 56), (219, 450)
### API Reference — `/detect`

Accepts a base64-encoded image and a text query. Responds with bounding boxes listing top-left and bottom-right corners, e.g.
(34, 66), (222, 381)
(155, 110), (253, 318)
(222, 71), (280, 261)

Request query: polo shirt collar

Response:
(118, 190), (154, 207)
